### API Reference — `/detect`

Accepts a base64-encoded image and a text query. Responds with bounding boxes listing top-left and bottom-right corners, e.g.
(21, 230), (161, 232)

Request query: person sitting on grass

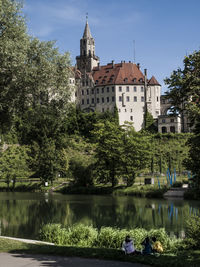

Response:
(141, 236), (153, 255)
(152, 236), (163, 253)
(122, 235), (140, 255)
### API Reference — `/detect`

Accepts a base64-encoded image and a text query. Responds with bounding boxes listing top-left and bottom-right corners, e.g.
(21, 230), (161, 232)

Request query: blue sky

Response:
(23, 0), (200, 93)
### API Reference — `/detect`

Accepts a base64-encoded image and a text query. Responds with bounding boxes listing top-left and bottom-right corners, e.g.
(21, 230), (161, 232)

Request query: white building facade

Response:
(74, 20), (161, 131)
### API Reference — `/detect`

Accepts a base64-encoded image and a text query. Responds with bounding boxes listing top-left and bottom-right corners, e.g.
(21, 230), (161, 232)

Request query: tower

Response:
(76, 18), (99, 73)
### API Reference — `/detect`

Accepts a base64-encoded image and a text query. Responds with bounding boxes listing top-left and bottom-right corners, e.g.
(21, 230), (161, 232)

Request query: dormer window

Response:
(139, 78), (143, 83)
(132, 78), (136, 82)
(124, 78), (128, 82)
(95, 80), (98, 84)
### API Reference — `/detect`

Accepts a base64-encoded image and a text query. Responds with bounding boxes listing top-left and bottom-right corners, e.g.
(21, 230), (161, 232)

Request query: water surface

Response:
(0, 192), (199, 239)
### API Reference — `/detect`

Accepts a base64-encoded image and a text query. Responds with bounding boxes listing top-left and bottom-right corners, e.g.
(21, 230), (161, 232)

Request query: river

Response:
(0, 192), (199, 240)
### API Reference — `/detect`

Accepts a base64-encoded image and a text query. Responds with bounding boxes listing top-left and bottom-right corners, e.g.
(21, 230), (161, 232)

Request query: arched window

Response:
(162, 126), (167, 133)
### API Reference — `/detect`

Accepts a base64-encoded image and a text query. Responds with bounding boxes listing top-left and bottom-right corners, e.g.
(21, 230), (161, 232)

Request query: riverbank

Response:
(0, 237), (199, 267)
(0, 180), (199, 200)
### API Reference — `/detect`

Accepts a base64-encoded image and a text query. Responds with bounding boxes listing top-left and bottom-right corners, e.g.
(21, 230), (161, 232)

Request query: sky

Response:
(23, 0), (200, 93)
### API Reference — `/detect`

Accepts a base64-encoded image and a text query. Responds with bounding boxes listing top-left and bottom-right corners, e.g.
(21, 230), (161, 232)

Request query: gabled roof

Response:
(83, 21), (92, 39)
(92, 62), (145, 85)
(148, 76), (160, 86)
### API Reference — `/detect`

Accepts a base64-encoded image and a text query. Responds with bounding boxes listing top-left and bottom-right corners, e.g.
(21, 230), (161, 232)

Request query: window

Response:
(86, 80), (88, 86)
(141, 96), (144, 102)
(102, 97), (104, 103)
(170, 118), (174, 123)
(125, 109), (127, 112)
(157, 96), (159, 102)
(92, 98), (94, 104)
(130, 108), (133, 112)
(162, 126), (167, 133)
(118, 109), (121, 112)
(107, 87), (109, 93)
(170, 126), (175, 133)
(82, 81), (85, 86)
(87, 99), (89, 104)
(112, 96), (115, 102)
(92, 89), (94, 94)
(81, 90), (84, 95)
(102, 108), (104, 112)
(119, 86), (122, 92)
(107, 97), (109, 102)
(141, 86), (144, 92)
(87, 89), (89, 95)
(126, 86), (129, 92)
(162, 119), (166, 123)
(134, 86), (137, 92)
(130, 116), (133, 121)
(97, 88), (99, 94)
(97, 98), (99, 103)
(102, 88), (104, 93)
(119, 96), (122, 102)
(112, 86), (115, 92)
(134, 96), (137, 102)
(82, 99), (84, 105)
(126, 96), (130, 102)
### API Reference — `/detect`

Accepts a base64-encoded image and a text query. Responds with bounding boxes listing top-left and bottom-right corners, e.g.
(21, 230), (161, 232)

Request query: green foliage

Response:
(165, 50), (200, 121)
(39, 223), (174, 252)
(184, 129), (200, 189)
(30, 139), (69, 184)
(0, 145), (30, 188)
(0, 0), (29, 133)
(185, 216), (200, 248)
(144, 111), (157, 133)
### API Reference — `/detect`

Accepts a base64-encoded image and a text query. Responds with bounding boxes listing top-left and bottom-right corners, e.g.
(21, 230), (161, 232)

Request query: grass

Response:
(0, 238), (200, 267)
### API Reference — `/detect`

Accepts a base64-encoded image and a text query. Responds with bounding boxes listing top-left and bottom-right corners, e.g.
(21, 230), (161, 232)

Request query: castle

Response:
(72, 19), (188, 133)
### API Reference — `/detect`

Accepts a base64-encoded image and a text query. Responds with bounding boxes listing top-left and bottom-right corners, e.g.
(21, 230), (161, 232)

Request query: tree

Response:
(165, 50), (200, 127)
(92, 121), (124, 187)
(0, 145), (30, 189)
(165, 50), (200, 185)
(0, 0), (29, 133)
(122, 125), (152, 185)
(30, 139), (69, 184)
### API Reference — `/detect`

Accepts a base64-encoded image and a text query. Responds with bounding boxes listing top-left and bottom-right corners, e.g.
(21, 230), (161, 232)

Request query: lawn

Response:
(0, 238), (199, 267)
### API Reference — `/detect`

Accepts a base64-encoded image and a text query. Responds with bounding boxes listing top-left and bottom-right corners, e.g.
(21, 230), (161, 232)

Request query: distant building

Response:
(73, 19), (161, 131)
(158, 95), (191, 133)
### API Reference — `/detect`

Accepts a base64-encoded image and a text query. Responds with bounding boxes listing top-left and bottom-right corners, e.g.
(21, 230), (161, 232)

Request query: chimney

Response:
(137, 63), (140, 69)
(129, 61), (131, 63)
(98, 62), (100, 70)
(112, 60), (114, 68)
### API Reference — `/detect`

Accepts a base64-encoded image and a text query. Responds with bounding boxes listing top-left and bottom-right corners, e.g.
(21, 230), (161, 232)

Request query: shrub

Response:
(39, 223), (68, 245)
(39, 223), (179, 252)
(185, 215), (200, 248)
(97, 227), (129, 249)
(66, 224), (98, 247)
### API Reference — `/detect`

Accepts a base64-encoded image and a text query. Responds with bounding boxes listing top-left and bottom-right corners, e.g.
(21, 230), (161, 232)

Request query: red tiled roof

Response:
(92, 62), (145, 85)
(148, 76), (160, 86)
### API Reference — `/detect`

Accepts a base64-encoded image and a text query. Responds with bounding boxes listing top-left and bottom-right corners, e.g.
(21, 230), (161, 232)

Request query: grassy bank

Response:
(59, 184), (168, 198)
(0, 237), (200, 267)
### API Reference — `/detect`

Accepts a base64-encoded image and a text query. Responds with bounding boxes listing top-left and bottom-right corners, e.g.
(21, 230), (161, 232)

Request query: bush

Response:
(185, 215), (200, 248)
(39, 223), (178, 252)
(67, 224), (98, 247)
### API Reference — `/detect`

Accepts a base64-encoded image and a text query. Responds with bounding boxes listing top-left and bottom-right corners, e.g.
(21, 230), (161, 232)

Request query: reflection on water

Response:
(0, 192), (199, 239)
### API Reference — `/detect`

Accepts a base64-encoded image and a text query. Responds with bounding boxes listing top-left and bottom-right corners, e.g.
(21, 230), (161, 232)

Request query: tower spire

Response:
(83, 13), (92, 38)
